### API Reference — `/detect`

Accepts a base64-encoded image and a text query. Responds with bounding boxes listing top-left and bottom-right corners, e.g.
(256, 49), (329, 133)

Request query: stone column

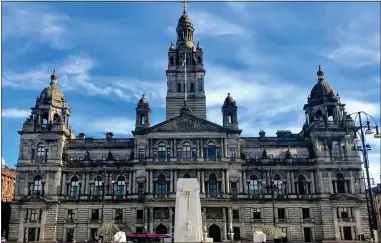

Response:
(220, 138), (224, 158)
(242, 170), (247, 194)
(226, 170), (230, 194)
(290, 172), (295, 194)
(39, 209), (46, 241)
(17, 209), (26, 242)
(131, 172), (136, 194)
(61, 173), (66, 195)
(237, 139), (241, 158)
(83, 172), (87, 195)
(201, 171), (205, 193)
(174, 170), (178, 192)
(287, 171), (291, 194)
(150, 171), (153, 193)
(328, 172), (333, 194)
(169, 207), (173, 234)
(239, 174), (243, 193)
(222, 208), (227, 240)
(202, 208), (207, 231)
(144, 208), (148, 230)
(224, 139), (228, 158)
(349, 171), (355, 193)
(128, 172), (132, 194)
(228, 208), (233, 230)
(146, 171), (149, 193)
(174, 139), (177, 158)
(310, 171), (315, 194)
(170, 170), (174, 193)
(221, 170), (226, 194)
(200, 139), (204, 157)
(319, 171), (324, 193)
(149, 208), (154, 233)
(198, 170), (201, 186)
(197, 139), (200, 157)
(332, 207), (340, 240)
(355, 208), (361, 237)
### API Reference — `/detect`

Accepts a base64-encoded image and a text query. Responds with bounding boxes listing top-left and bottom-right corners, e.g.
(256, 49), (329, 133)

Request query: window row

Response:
(251, 208), (312, 220)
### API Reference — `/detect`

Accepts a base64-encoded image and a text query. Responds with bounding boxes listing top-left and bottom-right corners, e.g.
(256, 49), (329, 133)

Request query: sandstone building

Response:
(9, 5), (371, 243)
(2, 158), (17, 238)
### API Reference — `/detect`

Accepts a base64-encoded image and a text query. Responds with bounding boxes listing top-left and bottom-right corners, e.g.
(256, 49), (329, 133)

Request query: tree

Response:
(252, 226), (285, 239)
(99, 221), (120, 242)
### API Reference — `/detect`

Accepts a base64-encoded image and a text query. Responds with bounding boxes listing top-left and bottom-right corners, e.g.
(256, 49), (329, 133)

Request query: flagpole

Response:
(184, 53), (187, 101)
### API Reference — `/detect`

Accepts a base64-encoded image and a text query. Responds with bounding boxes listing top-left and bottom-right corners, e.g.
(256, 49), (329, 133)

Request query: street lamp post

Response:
(345, 111), (381, 242)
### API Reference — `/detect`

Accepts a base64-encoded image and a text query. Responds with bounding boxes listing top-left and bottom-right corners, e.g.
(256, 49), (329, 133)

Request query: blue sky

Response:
(1, 2), (380, 182)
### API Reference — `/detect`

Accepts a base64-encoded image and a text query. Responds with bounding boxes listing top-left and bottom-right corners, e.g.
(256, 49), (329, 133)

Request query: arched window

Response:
(248, 175), (259, 195)
(157, 174), (167, 195)
(190, 83), (195, 92)
(116, 176), (126, 197)
(158, 143), (166, 160)
(208, 174), (217, 197)
(336, 173), (345, 193)
(228, 113), (233, 123)
(140, 114), (145, 125)
(71, 176), (79, 197)
(94, 176), (103, 196)
(41, 113), (49, 125)
(183, 173), (191, 178)
(37, 143), (45, 157)
(183, 142), (191, 159)
(297, 175), (306, 195)
(273, 175), (282, 195)
(34, 176), (42, 195)
(207, 142), (216, 159)
(177, 83), (181, 92)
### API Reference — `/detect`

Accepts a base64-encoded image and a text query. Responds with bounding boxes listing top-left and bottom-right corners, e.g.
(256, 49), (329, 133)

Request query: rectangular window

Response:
(166, 149), (171, 159)
(138, 183), (144, 195)
(252, 209), (261, 219)
(27, 228), (40, 242)
(93, 156), (97, 160)
(269, 154), (273, 158)
(91, 209), (99, 220)
(231, 182), (237, 195)
(304, 227), (312, 242)
(177, 148), (182, 160)
(233, 227), (240, 240)
(31, 149), (35, 160)
(67, 209), (75, 221)
(153, 149), (157, 159)
(338, 207), (350, 219)
(293, 154), (297, 159)
(245, 154), (250, 159)
(90, 228), (98, 240)
(229, 148), (236, 158)
(255, 154), (259, 160)
(233, 210), (240, 220)
(79, 156), (83, 161)
(136, 210), (144, 219)
(278, 208), (286, 219)
(302, 208), (310, 219)
(192, 148), (197, 159)
(342, 227), (353, 240)
(136, 227), (144, 233)
(302, 154), (307, 158)
(280, 228), (288, 242)
(114, 209), (123, 220)
(115, 155), (120, 161)
(102, 156), (106, 161)
(139, 149), (145, 161)
(29, 209), (40, 221)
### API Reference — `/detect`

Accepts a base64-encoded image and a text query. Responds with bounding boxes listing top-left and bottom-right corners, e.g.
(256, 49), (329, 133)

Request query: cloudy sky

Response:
(2, 2), (380, 182)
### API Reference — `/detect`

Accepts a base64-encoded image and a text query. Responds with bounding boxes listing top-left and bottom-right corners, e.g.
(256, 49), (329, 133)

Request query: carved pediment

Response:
(149, 113), (227, 133)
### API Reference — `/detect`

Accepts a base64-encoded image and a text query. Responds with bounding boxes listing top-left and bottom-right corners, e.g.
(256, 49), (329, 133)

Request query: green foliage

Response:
(252, 226), (284, 238)
(99, 221), (120, 242)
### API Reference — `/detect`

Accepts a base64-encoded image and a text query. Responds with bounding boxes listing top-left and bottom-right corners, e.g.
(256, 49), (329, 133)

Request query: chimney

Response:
(259, 130), (266, 138)
(106, 132), (114, 139)
(78, 132), (86, 139)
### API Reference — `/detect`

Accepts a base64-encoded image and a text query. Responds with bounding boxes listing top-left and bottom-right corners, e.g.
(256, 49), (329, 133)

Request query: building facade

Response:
(2, 158), (17, 238)
(9, 6), (371, 243)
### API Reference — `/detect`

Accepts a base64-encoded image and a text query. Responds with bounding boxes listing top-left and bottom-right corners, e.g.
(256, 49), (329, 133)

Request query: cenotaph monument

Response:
(174, 178), (206, 242)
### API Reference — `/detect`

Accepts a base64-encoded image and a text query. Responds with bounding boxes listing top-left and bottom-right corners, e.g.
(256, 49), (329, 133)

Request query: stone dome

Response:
(138, 95), (149, 105)
(310, 80), (338, 100)
(223, 93), (236, 107)
(40, 70), (64, 101)
(178, 13), (192, 25)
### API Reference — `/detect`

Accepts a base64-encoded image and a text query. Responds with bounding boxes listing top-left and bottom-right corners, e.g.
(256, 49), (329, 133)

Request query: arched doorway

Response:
(209, 224), (221, 242)
(155, 224), (168, 234)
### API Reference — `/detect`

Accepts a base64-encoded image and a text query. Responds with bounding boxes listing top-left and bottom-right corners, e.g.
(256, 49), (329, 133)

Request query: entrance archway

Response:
(155, 224), (168, 234)
(208, 224), (221, 242)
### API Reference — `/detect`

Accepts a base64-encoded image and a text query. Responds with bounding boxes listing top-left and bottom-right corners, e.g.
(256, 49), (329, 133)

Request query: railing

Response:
(66, 138), (134, 148)
(244, 158), (314, 165)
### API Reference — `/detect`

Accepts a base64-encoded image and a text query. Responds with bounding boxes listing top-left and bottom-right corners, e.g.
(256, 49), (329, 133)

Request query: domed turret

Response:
(39, 69), (65, 102)
(135, 95), (151, 130)
(308, 65), (339, 105)
(222, 93), (239, 130)
(176, 1), (195, 49)
(223, 93), (237, 108)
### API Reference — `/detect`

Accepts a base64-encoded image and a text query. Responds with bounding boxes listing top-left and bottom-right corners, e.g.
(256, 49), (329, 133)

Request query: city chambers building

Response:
(9, 5), (370, 243)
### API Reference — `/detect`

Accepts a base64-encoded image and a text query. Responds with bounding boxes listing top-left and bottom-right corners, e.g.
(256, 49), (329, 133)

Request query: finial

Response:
(228, 93), (230, 96)
(318, 65), (321, 71)
(50, 69), (58, 84)
(317, 64), (324, 82)
(143, 94), (145, 97)
(182, 0), (187, 14)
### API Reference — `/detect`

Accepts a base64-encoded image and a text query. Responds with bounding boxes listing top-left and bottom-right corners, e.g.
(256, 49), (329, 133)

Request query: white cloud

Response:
(2, 108), (30, 118)
(341, 98), (381, 117)
(326, 17), (380, 67)
(167, 11), (247, 37)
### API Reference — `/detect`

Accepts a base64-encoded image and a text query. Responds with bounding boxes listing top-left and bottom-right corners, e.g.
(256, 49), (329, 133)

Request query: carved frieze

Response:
(206, 208), (222, 219)
(204, 169), (222, 179)
(179, 170), (197, 178)
(149, 114), (226, 133)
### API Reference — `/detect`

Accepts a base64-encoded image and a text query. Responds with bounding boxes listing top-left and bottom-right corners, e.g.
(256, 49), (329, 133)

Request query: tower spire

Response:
(182, 0), (187, 14)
